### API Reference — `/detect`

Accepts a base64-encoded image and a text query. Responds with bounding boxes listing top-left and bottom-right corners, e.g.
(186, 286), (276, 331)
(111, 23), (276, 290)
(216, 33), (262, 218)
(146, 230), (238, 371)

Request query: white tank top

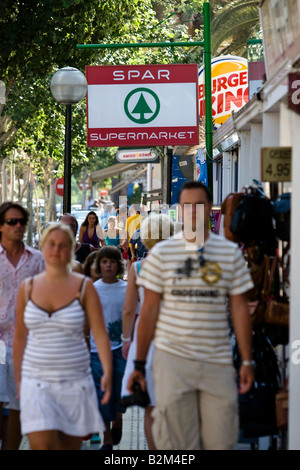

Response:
(22, 277), (91, 381)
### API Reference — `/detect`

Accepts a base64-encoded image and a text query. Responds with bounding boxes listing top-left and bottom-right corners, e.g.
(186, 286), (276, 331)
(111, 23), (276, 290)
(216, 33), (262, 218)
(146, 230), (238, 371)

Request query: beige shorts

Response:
(152, 349), (239, 450)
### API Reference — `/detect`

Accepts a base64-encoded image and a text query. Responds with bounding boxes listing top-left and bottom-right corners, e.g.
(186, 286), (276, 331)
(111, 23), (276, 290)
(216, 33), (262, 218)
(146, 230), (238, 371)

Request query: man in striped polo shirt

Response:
(127, 181), (254, 450)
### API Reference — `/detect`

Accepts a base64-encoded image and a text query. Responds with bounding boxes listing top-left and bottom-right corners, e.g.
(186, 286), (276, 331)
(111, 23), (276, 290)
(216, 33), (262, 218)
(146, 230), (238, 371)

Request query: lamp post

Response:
(50, 66), (87, 214)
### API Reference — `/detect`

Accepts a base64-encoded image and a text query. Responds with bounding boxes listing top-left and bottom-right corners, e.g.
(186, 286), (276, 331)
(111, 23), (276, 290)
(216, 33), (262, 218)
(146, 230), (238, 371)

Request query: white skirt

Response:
(121, 317), (155, 406)
(20, 374), (105, 437)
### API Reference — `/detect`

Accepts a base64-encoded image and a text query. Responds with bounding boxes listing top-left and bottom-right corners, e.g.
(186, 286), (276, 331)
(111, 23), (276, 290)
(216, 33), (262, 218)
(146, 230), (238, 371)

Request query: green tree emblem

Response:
(124, 88), (160, 124)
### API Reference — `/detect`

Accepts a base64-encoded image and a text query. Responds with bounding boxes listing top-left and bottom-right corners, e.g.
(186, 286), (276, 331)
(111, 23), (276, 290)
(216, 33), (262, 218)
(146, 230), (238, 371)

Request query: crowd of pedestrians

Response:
(0, 182), (255, 450)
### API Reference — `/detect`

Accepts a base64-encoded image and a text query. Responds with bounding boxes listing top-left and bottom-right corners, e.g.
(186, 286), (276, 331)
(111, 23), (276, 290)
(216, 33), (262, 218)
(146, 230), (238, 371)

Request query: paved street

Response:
(19, 405), (148, 451)
(18, 404), (273, 451)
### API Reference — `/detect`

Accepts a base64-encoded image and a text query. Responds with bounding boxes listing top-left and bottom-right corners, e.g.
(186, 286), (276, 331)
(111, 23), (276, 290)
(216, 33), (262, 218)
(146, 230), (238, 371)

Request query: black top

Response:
(75, 243), (91, 263)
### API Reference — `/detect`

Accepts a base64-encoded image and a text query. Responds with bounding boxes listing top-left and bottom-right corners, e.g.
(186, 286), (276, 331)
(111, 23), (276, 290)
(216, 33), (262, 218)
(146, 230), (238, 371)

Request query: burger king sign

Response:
(199, 55), (248, 129)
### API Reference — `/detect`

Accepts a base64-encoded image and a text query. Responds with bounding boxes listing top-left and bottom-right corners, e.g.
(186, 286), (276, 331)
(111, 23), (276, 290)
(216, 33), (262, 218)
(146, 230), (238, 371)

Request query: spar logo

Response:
(199, 55), (248, 128)
(124, 88), (160, 124)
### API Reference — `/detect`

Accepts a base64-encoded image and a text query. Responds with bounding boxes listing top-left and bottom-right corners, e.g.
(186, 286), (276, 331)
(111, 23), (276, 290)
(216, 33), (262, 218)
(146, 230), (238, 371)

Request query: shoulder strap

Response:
(25, 277), (34, 303)
(78, 276), (89, 304)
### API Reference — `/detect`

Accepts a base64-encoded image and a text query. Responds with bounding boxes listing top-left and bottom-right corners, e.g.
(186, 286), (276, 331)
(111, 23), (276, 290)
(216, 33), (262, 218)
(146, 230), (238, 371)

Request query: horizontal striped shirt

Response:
(22, 283), (90, 381)
(137, 232), (253, 365)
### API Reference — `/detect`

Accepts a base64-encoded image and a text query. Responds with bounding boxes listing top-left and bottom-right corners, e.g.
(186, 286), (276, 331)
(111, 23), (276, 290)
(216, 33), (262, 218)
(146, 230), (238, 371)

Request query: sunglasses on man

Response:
(4, 218), (27, 226)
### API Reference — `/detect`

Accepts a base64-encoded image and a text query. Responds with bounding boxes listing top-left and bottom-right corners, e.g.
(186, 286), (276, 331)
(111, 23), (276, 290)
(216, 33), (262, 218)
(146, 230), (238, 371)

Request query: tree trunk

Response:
(81, 165), (88, 209)
(1, 157), (8, 202)
(26, 167), (33, 247)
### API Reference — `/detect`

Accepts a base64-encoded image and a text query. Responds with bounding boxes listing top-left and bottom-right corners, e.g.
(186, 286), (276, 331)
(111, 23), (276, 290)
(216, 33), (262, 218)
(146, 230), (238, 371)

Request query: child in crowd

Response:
(90, 246), (131, 450)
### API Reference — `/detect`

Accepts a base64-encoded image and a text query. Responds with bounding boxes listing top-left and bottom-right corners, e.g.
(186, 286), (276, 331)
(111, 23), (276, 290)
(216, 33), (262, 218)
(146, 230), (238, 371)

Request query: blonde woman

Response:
(13, 222), (112, 450)
(121, 213), (174, 450)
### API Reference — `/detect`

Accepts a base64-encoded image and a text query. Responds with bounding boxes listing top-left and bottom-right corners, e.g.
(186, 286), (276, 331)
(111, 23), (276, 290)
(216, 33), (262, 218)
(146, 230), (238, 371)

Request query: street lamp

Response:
(50, 66), (87, 213)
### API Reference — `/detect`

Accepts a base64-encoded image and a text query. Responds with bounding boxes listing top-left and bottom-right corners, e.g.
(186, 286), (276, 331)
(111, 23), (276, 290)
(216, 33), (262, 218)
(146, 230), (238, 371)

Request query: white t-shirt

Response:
(90, 279), (127, 352)
(137, 231), (254, 365)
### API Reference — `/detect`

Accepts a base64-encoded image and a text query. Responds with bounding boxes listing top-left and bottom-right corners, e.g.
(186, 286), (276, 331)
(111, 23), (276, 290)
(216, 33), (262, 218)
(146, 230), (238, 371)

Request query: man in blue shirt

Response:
(129, 228), (148, 261)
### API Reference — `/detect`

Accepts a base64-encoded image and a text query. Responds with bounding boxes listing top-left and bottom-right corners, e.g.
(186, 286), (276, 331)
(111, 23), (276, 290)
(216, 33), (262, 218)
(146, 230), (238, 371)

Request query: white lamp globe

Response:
(50, 66), (87, 105)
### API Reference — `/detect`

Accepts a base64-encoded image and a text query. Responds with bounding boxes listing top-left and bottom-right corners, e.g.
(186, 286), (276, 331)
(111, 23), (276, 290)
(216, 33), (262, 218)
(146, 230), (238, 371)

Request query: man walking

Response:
(127, 181), (254, 450)
(123, 205), (143, 271)
(60, 213), (96, 264)
(0, 202), (44, 449)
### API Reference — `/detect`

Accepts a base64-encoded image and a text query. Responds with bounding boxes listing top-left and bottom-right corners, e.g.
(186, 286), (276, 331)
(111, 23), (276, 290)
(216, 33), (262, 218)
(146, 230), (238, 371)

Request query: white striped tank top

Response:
(22, 277), (91, 381)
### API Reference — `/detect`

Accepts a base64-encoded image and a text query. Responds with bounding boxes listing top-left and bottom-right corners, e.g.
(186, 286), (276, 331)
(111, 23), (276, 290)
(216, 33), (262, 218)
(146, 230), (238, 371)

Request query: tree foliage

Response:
(0, 0), (262, 211)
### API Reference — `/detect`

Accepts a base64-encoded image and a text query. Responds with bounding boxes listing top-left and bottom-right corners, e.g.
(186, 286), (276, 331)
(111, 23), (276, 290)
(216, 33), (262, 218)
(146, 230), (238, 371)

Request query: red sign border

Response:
(86, 64), (199, 148)
(55, 177), (64, 197)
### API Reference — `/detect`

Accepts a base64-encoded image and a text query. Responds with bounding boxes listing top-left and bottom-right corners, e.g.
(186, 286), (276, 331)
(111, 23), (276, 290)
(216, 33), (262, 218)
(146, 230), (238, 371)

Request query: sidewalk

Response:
(19, 405), (148, 450)
(18, 404), (269, 450)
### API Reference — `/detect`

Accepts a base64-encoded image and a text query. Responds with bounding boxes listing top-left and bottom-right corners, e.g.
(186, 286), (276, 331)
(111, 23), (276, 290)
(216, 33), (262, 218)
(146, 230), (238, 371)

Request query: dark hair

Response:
(94, 246), (124, 277)
(0, 202), (29, 240)
(82, 250), (100, 277)
(82, 211), (99, 227)
(178, 181), (212, 203)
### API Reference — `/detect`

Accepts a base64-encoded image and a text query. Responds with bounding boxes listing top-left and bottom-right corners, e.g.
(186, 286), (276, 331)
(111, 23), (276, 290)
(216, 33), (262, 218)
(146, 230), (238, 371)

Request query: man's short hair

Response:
(60, 213), (78, 232)
(178, 181), (212, 203)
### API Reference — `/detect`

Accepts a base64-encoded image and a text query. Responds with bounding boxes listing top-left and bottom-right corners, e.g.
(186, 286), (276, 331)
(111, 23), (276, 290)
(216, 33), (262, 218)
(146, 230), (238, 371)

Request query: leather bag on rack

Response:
(248, 256), (271, 326)
(264, 254), (289, 329)
(264, 300), (289, 328)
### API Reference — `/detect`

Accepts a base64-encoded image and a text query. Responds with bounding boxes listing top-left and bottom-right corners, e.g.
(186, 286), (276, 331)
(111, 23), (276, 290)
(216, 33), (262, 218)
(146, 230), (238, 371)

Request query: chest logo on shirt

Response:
(201, 261), (222, 284)
(175, 258), (222, 285)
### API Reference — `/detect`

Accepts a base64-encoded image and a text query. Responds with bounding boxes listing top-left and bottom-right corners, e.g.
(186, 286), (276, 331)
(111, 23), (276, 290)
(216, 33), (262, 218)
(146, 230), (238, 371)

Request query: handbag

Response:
(264, 253), (290, 328)
(233, 328), (281, 438)
(250, 254), (290, 329)
(239, 385), (278, 438)
(264, 300), (289, 328)
(248, 256), (270, 326)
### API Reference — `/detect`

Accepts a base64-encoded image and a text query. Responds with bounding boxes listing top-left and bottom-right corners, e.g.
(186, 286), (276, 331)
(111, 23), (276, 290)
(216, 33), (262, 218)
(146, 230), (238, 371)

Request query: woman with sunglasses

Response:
(13, 222), (112, 450)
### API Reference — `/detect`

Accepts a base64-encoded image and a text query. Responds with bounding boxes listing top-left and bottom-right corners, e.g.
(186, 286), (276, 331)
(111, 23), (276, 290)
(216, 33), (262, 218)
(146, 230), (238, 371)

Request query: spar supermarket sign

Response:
(86, 64), (199, 147)
(199, 55), (248, 128)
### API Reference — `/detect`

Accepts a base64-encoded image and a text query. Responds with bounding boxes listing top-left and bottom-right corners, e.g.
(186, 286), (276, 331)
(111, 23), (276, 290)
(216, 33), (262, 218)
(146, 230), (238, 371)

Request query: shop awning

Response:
(88, 163), (140, 182)
(109, 165), (147, 194)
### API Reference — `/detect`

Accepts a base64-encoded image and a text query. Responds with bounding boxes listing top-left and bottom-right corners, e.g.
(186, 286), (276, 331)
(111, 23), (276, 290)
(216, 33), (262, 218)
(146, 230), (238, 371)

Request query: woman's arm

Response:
(83, 279), (112, 404)
(118, 229), (125, 249)
(78, 225), (85, 243)
(127, 288), (161, 393)
(96, 225), (106, 247)
(121, 263), (139, 359)
(13, 281), (29, 397)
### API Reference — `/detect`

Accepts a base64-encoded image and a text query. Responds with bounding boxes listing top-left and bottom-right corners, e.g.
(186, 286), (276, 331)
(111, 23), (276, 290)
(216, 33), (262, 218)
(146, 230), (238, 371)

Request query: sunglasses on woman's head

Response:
(4, 218), (27, 226)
